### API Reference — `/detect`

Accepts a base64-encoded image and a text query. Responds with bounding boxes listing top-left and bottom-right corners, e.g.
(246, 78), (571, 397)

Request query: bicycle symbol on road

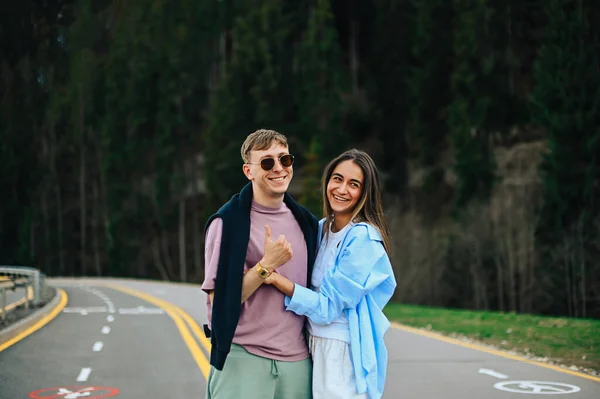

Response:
(28, 386), (120, 398)
(494, 380), (581, 395)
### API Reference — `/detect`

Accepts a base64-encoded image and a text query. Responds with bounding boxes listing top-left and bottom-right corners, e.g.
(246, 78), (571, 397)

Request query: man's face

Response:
(243, 142), (293, 199)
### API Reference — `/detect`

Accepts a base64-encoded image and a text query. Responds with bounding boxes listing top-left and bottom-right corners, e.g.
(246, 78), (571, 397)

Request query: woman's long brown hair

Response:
(321, 149), (391, 255)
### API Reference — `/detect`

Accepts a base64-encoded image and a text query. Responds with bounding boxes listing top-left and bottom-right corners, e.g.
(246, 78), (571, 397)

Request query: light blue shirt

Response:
(285, 219), (397, 399)
(307, 221), (352, 343)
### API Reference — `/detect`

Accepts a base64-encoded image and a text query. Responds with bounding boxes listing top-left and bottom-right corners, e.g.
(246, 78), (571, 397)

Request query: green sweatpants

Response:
(206, 344), (312, 399)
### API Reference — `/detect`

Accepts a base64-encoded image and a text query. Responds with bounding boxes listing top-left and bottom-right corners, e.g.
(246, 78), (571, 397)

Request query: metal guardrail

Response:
(0, 266), (46, 323)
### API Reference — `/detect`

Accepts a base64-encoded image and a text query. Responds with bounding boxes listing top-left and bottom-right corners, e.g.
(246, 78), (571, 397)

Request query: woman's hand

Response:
(263, 271), (295, 296)
(263, 271), (279, 285)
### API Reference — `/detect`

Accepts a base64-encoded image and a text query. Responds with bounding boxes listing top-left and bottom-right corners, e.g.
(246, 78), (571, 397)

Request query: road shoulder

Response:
(0, 287), (67, 351)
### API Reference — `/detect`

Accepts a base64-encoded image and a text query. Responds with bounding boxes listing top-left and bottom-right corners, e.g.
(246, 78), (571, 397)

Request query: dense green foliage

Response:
(1, 0), (598, 318)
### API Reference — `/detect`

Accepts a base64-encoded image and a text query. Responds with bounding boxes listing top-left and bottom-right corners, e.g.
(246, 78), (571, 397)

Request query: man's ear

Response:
(243, 164), (254, 181)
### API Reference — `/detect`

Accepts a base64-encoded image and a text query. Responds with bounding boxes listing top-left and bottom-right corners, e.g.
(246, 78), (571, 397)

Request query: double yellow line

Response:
(101, 283), (213, 379)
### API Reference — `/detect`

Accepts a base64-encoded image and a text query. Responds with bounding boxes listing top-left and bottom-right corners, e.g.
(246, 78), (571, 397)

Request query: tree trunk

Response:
(80, 105), (87, 276)
(495, 257), (504, 311)
(49, 126), (65, 275)
(178, 198), (187, 282)
(30, 209), (35, 262)
(93, 181), (102, 276)
(349, 20), (359, 95)
(41, 191), (51, 275)
(193, 197), (202, 280)
(507, 231), (517, 312)
(161, 230), (174, 280)
(56, 184), (65, 275)
(152, 236), (170, 281)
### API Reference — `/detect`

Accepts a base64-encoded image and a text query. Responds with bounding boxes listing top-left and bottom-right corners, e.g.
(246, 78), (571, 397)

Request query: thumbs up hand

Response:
(260, 225), (293, 271)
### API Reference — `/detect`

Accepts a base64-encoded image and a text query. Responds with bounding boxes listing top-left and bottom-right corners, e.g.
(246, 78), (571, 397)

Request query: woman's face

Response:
(326, 160), (364, 217)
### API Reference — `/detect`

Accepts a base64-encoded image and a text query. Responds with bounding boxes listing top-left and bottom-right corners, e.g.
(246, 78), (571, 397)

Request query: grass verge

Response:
(383, 303), (600, 372)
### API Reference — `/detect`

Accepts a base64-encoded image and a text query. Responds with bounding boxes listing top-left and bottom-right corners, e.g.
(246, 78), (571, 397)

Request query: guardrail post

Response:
(33, 272), (41, 306)
(1, 288), (6, 322)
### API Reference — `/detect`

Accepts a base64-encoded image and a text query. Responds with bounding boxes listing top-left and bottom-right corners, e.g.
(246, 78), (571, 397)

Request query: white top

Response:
(306, 222), (353, 342)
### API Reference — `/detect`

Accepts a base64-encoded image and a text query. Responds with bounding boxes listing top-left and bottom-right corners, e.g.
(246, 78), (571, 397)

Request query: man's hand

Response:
(261, 225), (293, 271)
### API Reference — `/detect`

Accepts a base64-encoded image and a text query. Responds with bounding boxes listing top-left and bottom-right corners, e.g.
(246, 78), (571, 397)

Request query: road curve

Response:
(0, 277), (598, 399)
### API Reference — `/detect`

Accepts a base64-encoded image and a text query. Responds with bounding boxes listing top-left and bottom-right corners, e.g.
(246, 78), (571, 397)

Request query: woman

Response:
(263, 149), (397, 399)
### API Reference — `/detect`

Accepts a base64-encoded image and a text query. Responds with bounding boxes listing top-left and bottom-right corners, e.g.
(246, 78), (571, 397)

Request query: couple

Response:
(202, 129), (397, 399)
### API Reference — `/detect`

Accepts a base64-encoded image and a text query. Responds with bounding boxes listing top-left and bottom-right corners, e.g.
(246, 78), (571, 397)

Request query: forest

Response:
(1, 0), (598, 319)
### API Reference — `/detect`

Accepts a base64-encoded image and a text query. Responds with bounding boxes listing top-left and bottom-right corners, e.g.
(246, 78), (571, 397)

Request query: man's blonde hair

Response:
(240, 129), (288, 163)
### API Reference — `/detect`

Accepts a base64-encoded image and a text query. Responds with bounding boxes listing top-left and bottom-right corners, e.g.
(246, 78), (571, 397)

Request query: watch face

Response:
(259, 269), (270, 278)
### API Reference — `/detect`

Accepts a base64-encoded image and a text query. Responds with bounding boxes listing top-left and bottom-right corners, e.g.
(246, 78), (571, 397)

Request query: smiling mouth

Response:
(333, 195), (349, 202)
(270, 176), (286, 182)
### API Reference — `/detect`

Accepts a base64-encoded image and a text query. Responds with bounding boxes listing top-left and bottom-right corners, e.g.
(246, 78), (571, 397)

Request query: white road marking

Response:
(92, 342), (104, 352)
(118, 306), (164, 315)
(58, 387), (94, 398)
(63, 307), (107, 315)
(101, 326), (111, 334)
(494, 381), (581, 394)
(63, 307), (163, 316)
(76, 367), (92, 382)
(79, 286), (116, 313)
(479, 368), (509, 379)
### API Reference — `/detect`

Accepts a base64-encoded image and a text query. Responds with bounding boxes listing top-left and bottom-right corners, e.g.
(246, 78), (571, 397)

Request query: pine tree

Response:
(531, 0), (600, 316)
(204, 0), (297, 208)
(294, 0), (347, 213)
(448, 0), (513, 209)
(408, 0), (453, 192)
(368, 0), (412, 196)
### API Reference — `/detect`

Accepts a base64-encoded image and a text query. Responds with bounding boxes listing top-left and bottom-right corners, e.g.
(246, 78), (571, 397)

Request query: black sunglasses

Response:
(248, 154), (295, 171)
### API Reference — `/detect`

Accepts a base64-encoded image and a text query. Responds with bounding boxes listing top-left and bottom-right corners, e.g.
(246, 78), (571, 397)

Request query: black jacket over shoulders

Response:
(204, 182), (318, 370)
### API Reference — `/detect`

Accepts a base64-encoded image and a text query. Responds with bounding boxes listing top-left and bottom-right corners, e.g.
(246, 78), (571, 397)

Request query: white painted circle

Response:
(494, 381), (581, 395)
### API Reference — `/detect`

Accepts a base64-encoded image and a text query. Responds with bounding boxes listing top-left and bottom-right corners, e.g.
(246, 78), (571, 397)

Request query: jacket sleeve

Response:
(284, 227), (387, 325)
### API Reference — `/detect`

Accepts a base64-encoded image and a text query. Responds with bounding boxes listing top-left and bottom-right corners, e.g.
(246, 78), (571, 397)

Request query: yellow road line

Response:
(172, 306), (212, 353)
(391, 322), (600, 383)
(0, 289), (68, 353)
(100, 283), (211, 380)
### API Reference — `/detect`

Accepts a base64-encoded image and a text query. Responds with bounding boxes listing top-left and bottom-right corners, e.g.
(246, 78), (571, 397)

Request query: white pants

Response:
(308, 334), (368, 399)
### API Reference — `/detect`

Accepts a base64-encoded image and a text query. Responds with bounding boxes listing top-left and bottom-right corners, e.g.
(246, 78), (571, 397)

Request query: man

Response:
(202, 129), (318, 399)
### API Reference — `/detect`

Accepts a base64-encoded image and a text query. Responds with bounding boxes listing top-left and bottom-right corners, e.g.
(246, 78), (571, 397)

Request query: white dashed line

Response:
(101, 326), (111, 334)
(79, 286), (116, 313)
(77, 367), (92, 382)
(107, 315), (114, 322)
(92, 342), (104, 352)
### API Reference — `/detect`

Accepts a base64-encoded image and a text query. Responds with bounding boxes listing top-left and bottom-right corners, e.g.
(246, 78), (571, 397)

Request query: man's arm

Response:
(210, 262), (269, 303)
(240, 225), (293, 302)
(202, 218), (222, 308)
(240, 262), (269, 302)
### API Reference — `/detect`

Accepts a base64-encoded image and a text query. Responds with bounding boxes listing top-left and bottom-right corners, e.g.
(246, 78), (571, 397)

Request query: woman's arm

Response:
(263, 272), (295, 296)
(268, 228), (390, 325)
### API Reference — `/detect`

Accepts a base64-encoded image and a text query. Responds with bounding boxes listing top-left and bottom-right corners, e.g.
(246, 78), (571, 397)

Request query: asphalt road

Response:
(0, 278), (598, 399)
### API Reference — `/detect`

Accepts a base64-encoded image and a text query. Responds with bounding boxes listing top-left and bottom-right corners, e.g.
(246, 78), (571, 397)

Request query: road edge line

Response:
(0, 288), (68, 352)
(99, 283), (211, 380)
(390, 322), (600, 383)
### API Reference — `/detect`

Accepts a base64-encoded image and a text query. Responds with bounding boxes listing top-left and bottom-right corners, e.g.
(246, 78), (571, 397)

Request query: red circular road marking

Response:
(29, 386), (120, 399)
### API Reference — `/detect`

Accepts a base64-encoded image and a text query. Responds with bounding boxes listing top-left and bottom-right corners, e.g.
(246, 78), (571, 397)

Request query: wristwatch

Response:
(255, 263), (272, 279)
